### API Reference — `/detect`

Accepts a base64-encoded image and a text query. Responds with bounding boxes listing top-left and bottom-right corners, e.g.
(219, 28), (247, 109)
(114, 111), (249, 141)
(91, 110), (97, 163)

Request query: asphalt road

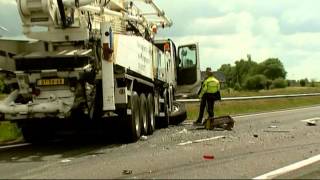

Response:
(0, 106), (320, 179)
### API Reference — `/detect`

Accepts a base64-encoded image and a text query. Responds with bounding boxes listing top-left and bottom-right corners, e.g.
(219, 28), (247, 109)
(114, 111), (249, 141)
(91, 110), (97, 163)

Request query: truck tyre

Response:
(20, 123), (53, 144)
(147, 93), (155, 135)
(127, 91), (141, 142)
(156, 90), (169, 129)
(140, 93), (148, 135)
(169, 101), (187, 125)
(163, 89), (170, 128)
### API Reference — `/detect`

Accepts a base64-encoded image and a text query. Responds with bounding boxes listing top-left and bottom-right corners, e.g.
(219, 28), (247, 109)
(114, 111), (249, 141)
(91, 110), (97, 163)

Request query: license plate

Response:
(37, 79), (65, 86)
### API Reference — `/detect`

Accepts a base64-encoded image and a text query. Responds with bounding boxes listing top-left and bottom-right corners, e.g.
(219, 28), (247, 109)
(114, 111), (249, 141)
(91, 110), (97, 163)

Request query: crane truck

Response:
(0, 0), (201, 142)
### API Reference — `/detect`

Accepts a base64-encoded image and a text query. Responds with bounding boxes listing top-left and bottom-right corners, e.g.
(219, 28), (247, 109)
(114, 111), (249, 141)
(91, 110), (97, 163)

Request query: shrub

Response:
(300, 79), (306, 87)
(234, 83), (241, 91)
(0, 79), (5, 93)
(272, 78), (287, 89)
(244, 74), (267, 90)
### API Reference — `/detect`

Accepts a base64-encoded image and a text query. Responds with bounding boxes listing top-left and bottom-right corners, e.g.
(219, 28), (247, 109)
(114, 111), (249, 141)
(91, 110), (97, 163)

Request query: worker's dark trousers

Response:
(196, 93), (215, 122)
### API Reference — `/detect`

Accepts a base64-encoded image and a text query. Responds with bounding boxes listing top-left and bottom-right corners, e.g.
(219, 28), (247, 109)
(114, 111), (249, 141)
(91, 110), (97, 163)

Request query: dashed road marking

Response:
(301, 117), (320, 122)
(253, 154), (320, 179)
(177, 136), (225, 146)
(0, 143), (31, 150)
(235, 106), (320, 119)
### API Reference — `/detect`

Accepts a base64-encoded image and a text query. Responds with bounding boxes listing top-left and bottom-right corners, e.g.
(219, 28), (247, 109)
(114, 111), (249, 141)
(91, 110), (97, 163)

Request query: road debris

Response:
(122, 170), (133, 175)
(306, 121), (317, 126)
(60, 159), (72, 163)
(264, 130), (290, 133)
(204, 116), (235, 130)
(203, 155), (215, 160)
(178, 128), (188, 134)
(177, 136), (225, 146)
(268, 125), (278, 128)
(301, 117), (320, 126)
(140, 136), (148, 141)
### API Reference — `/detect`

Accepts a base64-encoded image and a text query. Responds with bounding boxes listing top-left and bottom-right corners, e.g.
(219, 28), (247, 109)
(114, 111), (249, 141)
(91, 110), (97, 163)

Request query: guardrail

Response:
(176, 93), (320, 103)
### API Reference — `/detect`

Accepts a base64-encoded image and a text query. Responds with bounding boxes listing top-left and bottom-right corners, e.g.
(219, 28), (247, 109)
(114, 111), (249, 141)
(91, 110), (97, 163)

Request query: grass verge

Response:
(221, 87), (320, 97)
(0, 122), (21, 143)
(185, 96), (320, 120)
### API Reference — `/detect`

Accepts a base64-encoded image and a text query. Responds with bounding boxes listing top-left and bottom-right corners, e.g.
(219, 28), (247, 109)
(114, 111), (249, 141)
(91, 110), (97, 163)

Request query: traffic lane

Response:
(0, 134), (124, 179)
(0, 106), (319, 179)
(5, 106), (320, 179)
(14, 124), (319, 179)
(295, 162), (320, 179)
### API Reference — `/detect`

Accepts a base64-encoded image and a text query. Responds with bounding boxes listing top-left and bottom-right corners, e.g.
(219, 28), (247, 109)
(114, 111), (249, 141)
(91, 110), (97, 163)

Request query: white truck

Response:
(0, 0), (201, 142)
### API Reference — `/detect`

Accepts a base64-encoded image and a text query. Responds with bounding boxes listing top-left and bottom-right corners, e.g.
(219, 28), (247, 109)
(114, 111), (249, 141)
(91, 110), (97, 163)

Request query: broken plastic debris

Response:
(203, 155), (215, 160)
(306, 120), (317, 126)
(61, 159), (71, 163)
(178, 128), (188, 134)
(141, 136), (148, 141)
(122, 170), (133, 175)
(269, 125), (278, 128)
(264, 130), (290, 133)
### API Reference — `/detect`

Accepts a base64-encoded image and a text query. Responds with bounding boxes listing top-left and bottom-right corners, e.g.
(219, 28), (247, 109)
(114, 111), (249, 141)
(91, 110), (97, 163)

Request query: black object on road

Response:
(203, 116), (235, 130)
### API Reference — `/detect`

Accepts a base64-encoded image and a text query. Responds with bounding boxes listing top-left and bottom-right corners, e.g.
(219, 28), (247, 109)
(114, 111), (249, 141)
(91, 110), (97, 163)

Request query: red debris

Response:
(203, 155), (215, 160)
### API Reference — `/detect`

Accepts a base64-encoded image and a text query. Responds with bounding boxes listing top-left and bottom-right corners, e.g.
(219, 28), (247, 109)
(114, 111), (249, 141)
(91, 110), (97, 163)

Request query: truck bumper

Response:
(0, 90), (74, 121)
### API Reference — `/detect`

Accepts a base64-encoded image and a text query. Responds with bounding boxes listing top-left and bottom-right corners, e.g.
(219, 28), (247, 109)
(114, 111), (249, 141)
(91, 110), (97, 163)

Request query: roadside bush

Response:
(0, 79), (5, 93)
(234, 83), (241, 91)
(266, 80), (272, 90)
(244, 74), (267, 90)
(300, 79), (306, 87)
(272, 78), (287, 89)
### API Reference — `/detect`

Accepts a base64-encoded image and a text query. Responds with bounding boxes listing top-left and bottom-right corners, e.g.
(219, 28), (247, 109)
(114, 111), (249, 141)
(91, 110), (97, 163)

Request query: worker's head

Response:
(206, 67), (214, 77)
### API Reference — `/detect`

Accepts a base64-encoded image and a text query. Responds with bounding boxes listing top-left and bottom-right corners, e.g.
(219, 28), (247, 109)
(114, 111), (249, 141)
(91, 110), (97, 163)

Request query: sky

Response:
(1, 0), (320, 80)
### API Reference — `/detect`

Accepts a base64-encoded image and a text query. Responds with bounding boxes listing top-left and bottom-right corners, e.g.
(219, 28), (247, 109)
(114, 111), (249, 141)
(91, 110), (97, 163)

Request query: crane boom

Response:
(17, 0), (172, 42)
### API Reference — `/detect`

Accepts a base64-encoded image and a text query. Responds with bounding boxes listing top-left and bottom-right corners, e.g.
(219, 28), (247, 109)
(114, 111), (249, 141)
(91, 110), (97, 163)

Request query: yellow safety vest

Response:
(199, 76), (220, 98)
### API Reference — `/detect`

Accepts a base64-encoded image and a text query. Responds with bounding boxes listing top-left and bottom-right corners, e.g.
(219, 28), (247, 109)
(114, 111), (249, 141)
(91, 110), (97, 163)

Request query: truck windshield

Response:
(179, 45), (197, 68)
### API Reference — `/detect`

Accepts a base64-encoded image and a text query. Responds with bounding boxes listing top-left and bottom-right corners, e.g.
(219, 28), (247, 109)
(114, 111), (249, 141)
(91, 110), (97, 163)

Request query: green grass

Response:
(221, 86), (320, 97)
(0, 94), (22, 143)
(186, 96), (320, 120)
(0, 122), (21, 143)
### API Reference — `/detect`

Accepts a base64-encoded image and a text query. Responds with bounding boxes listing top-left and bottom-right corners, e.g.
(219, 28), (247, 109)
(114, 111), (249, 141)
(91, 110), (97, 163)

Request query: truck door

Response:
(177, 44), (200, 86)
(175, 43), (201, 98)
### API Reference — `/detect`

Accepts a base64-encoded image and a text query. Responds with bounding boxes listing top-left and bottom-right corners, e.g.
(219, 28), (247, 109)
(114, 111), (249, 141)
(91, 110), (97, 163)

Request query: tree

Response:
(218, 64), (235, 88)
(258, 58), (287, 80)
(244, 74), (267, 90)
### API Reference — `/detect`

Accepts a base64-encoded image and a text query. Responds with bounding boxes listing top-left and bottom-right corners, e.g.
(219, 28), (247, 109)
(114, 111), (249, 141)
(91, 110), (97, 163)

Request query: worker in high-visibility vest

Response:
(194, 67), (221, 126)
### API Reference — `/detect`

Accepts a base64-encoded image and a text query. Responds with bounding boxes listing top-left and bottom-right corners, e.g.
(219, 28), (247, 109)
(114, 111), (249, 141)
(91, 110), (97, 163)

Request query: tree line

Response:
(218, 57), (290, 90)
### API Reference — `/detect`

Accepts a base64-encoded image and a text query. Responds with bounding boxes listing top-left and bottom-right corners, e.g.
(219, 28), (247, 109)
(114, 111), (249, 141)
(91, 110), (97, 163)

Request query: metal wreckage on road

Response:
(0, 0), (207, 142)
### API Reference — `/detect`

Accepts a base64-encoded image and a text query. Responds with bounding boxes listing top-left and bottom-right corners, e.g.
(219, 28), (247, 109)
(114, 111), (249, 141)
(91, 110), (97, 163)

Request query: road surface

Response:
(0, 106), (320, 179)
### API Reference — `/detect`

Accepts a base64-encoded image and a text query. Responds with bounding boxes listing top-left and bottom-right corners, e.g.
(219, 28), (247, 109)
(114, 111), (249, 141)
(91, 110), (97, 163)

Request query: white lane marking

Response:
(253, 154), (320, 179)
(301, 117), (320, 122)
(177, 136), (225, 146)
(234, 106), (320, 119)
(0, 143), (31, 150)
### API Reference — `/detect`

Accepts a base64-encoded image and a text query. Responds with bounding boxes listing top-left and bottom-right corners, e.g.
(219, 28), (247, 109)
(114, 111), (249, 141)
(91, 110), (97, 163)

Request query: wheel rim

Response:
(148, 94), (155, 132)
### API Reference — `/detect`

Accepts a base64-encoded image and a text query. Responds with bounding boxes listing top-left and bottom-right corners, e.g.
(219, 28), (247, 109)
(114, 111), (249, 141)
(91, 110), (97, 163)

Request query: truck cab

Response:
(154, 40), (201, 99)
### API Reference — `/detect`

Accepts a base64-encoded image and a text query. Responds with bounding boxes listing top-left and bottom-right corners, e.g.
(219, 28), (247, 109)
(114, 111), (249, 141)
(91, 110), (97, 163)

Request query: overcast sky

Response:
(1, 0), (320, 80)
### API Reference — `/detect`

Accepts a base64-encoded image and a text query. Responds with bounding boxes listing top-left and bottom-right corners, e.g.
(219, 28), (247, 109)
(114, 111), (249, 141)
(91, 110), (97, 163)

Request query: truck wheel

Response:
(20, 124), (52, 144)
(127, 91), (141, 142)
(147, 93), (155, 135)
(169, 101), (187, 125)
(140, 93), (148, 135)
(156, 90), (169, 129)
